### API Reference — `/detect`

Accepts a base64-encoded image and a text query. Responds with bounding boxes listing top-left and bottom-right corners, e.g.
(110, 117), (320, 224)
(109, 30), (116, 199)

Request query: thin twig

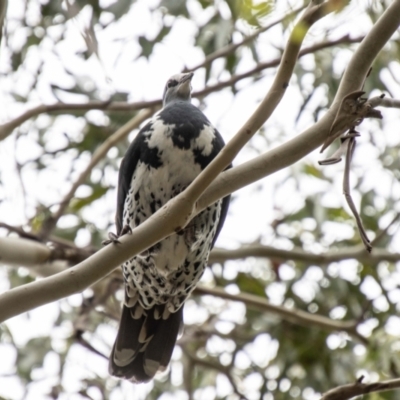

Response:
(194, 35), (363, 99)
(0, 35), (362, 142)
(183, 5), (305, 72)
(321, 375), (400, 400)
(0, 0), (7, 44)
(209, 244), (400, 264)
(0, 100), (159, 141)
(0, 222), (41, 241)
(38, 108), (155, 239)
(194, 286), (366, 343)
(74, 331), (108, 360)
(318, 135), (351, 165)
(371, 212), (400, 246)
(342, 136), (372, 252)
(369, 96), (400, 108)
(182, 355), (194, 400)
(182, 346), (244, 399)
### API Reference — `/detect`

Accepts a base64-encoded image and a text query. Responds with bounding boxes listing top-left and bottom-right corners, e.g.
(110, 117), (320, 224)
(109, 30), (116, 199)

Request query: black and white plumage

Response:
(109, 72), (230, 383)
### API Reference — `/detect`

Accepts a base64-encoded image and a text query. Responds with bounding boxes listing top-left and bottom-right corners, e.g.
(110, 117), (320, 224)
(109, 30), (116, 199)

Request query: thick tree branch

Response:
(321, 376), (400, 400)
(0, 235), (93, 267)
(0, 236), (51, 266)
(0, 242), (366, 343)
(209, 244), (400, 264)
(183, 0), (334, 216)
(0, 236), (372, 342)
(0, 0), (398, 322)
(0, 237), (68, 277)
(3, 233), (400, 269)
(198, 0), (400, 212)
(0, 222), (95, 263)
(3, 228), (400, 324)
(194, 286), (366, 343)
(3, 235), (367, 342)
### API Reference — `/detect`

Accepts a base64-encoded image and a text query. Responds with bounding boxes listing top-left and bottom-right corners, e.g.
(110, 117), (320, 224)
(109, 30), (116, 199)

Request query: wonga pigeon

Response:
(108, 72), (230, 383)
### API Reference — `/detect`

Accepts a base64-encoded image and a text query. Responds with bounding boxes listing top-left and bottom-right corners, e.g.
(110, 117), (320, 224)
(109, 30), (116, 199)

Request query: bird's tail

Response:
(109, 302), (183, 383)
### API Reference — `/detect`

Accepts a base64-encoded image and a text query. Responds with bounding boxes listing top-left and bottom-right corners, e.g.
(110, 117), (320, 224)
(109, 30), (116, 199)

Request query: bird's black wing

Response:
(209, 129), (231, 248)
(115, 137), (141, 235)
(190, 122), (231, 248)
(115, 121), (162, 234)
(212, 192), (230, 247)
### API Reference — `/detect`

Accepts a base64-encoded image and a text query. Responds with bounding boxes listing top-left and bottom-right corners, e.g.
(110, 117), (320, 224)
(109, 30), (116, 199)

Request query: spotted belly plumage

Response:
(121, 121), (223, 312)
(108, 73), (230, 383)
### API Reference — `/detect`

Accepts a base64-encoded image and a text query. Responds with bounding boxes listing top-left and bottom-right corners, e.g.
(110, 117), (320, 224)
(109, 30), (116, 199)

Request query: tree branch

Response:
(321, 376), (400, 400)
(195, 35), (363, 99)
(0, 0), (7, 44)
(0, 101), (161, 141)
(181, 346), (243, 399)
(369, 96), (400, 109)
(209, 244), (400, 264)
(198, 0), (400, 213)
(0, 237), (68, 277)
(183, 4), (305, 72)
(38, 108), (155, 238)
(0, 236), (51, 266)
(2, 236), (366, 341)
(183, 0), (334, 216)
(0, 234), (94, 267)
(0, 231), (366, 342)
(3, 230), (400, 274)
(0, 35), (361, 141)
(194, 286), (365, 343)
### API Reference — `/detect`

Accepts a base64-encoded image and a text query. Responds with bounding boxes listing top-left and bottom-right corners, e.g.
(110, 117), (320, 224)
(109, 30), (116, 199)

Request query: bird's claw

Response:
(102, 225), (132, 246)
(102, 232), (121, 246)
(120, 225), (133, 236)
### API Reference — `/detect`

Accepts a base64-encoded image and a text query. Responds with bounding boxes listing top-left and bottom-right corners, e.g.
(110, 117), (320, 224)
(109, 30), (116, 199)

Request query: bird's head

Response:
(162, 72), (194, 107)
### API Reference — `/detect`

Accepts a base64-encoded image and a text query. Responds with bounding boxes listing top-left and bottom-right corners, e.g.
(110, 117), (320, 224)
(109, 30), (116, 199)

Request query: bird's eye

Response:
(167, 80), (178, 88)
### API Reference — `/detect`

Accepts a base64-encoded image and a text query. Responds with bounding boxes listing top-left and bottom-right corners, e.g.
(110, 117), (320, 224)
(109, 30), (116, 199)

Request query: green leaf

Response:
(236, 272), (266, 297)
(159, 0), (188, 17)
(16, 337), (52, 381)
(70, 185), (109, 212)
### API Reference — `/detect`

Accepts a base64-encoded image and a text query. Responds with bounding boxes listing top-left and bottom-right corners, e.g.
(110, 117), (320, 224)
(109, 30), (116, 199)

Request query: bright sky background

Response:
(1, 0), (400, 399)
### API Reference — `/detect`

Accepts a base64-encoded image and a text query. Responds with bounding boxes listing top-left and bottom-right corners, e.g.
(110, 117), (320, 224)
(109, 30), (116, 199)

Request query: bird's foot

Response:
(102, 232), (120, 246)
(102, 225), (132, 246)
(120, 225), (133, 236)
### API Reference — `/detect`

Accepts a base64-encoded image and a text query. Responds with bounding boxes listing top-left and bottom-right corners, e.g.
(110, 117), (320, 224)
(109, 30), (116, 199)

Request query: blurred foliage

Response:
(1, 0), (400, 399)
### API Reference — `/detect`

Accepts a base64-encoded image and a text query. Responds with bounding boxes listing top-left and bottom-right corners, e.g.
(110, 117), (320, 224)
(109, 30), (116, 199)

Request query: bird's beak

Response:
(180, 72), (194, 84)
(177, 72), (194, 96)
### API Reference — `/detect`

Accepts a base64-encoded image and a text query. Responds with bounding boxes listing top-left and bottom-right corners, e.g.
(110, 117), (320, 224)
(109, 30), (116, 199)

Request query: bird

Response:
(108, 72), (230, 383)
